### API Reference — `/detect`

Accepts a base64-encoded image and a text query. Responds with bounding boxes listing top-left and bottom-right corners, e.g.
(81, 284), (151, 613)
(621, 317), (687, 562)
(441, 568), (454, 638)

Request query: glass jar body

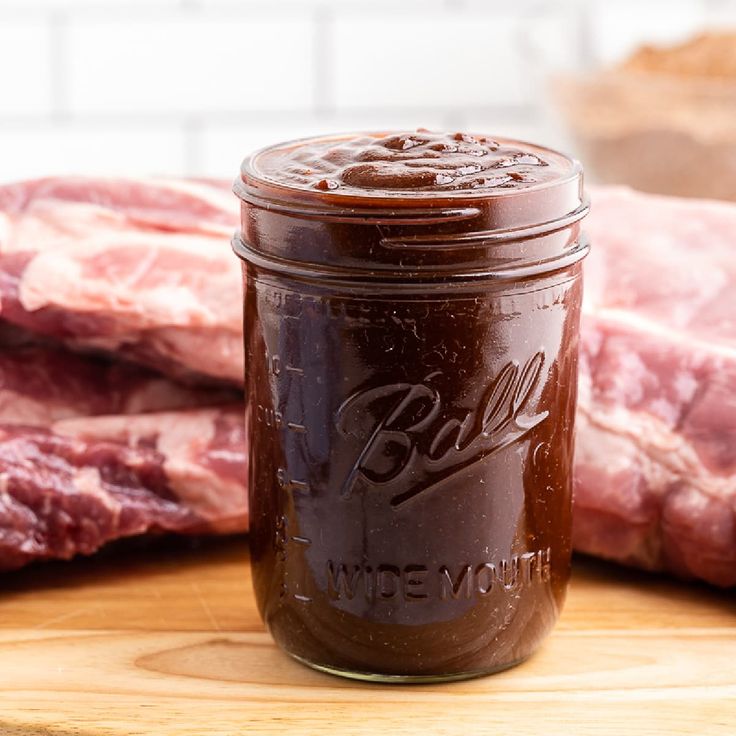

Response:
(243, 258), (583, 682)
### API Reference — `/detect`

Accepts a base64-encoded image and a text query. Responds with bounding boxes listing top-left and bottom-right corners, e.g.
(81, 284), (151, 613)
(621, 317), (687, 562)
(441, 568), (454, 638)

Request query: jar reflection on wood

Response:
(233, 131), (589, 682)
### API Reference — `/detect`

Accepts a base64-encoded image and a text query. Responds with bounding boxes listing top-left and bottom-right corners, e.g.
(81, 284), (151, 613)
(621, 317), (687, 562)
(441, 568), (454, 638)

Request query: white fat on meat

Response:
(72, 466), (122, 515)
(0, 344), (235, 424)
(52, 408), (247, 531)
(76, 325), (244, 385)
(0, 177), (243, 384)
(18, 234), (240, 331)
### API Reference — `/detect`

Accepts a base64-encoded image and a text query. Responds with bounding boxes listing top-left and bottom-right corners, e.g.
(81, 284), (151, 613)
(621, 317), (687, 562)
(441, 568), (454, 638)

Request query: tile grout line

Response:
(182, 117), (204, 177)
(0, 103), (539, 129)
(48, 9), (70, 121)
(312, 3), (334, 117)
(575, 0), (595, 68)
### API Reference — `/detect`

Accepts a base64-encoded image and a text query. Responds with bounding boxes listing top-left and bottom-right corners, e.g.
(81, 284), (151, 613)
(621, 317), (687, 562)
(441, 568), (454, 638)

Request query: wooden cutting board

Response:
(0, 537), (733, 736)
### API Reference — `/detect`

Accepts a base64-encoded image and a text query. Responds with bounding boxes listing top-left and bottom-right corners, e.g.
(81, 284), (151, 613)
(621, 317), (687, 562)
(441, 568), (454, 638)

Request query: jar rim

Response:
(236, 131), (584, 212)
(233, 131), (589, 281)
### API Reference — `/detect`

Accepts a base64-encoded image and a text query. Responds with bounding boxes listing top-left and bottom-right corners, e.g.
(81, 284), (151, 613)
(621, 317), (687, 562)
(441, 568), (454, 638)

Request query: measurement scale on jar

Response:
(260, 302), (317, 605)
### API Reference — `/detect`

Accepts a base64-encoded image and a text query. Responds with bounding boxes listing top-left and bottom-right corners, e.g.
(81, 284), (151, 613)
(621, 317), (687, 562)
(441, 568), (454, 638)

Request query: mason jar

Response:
(232, 131), (589, 682)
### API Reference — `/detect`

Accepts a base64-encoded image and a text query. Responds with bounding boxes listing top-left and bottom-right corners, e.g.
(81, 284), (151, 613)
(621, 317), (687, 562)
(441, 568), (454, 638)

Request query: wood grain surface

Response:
(0, 537), (733, 736)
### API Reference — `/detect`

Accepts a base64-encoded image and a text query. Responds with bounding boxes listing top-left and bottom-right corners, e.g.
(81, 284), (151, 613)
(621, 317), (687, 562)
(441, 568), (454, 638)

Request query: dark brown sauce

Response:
(235, 131), (587, 680)
(252, 129), (575, 196)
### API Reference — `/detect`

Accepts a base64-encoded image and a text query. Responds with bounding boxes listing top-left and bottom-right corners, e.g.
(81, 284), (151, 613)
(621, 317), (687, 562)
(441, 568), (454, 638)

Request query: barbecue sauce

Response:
(233, 131), (589, 681)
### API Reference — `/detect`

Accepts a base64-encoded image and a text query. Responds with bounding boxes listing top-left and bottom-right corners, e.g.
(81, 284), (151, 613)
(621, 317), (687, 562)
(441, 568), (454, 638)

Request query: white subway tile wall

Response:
(68, 17), (315, 114)
(0, 21), (53, 115)
(332, 15), (531, 109)
(0, 0), (732, 182)
(0, 124), (190, 178)
(584, 0), (707, 63)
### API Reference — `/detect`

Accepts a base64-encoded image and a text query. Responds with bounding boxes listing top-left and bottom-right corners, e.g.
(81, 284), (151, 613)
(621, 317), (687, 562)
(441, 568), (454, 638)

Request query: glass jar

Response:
(233, 132), (589, 682)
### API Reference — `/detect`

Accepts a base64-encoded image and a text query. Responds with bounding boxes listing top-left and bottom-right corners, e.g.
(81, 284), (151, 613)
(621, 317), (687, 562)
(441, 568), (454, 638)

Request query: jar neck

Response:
(233, 171), (589, 282)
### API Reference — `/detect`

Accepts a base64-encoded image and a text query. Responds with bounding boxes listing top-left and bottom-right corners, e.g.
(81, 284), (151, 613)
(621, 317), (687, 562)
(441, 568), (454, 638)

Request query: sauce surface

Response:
(251, 130), (576, 197)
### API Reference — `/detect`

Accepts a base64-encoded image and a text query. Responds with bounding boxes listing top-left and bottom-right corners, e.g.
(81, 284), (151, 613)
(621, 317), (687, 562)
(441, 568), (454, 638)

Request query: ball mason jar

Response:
(232, 132), (589, 682)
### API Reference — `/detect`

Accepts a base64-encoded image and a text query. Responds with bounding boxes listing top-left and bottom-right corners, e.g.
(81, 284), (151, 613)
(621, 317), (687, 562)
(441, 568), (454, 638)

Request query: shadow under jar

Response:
(232, 131), (590, 683)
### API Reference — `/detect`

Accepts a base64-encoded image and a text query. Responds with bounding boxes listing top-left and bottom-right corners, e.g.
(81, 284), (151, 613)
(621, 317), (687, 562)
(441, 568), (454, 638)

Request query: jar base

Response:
(288, 652), (530, 684)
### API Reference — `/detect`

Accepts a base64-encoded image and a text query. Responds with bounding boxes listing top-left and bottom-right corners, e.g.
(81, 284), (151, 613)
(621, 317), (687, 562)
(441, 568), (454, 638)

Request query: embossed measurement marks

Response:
(262, 339), (314, 605)
(255, 405), (307, 434)
(256, 347), (312, 494)
(275, 515), (313, 604)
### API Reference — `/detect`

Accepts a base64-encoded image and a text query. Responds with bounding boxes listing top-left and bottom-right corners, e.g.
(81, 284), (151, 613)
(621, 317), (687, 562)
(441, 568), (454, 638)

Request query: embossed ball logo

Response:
(336, 351), (549, 507)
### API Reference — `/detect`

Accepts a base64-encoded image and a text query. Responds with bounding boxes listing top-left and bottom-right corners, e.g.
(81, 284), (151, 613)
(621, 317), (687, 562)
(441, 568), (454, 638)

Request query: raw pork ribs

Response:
(576, 188), (736, 586)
